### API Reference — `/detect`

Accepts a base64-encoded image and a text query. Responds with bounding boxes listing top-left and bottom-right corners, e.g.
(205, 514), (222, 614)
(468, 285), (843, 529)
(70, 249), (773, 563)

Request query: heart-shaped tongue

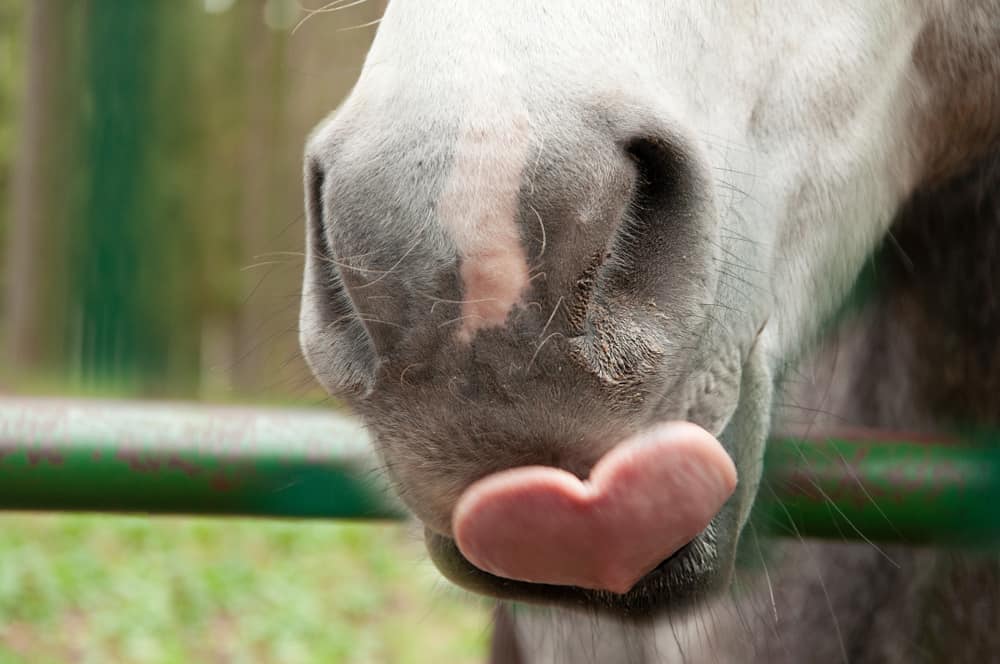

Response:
(452, 422), (737, 594)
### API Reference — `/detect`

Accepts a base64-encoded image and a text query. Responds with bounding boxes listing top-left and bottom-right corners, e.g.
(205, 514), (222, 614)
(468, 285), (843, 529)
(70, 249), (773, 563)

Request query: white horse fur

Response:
(300, 2), (1000, 662)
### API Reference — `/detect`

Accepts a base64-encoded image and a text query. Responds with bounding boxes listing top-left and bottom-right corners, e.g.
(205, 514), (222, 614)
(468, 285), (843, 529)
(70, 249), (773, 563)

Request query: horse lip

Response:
(424, 526), (721, 612)
(651, 539), (695, 573)
(423, 528), (589, 604)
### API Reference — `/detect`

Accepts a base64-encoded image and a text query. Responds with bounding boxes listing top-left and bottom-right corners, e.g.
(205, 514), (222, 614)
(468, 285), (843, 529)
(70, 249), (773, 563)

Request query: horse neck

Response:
(911, 1), (1000, 187)
(757, 148), (1000, 664)
(796, 148), (1000, 433)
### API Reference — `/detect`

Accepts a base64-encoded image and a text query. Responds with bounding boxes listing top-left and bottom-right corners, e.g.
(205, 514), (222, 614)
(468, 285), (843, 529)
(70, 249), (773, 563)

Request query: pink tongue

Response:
(452, 422), (737, 594)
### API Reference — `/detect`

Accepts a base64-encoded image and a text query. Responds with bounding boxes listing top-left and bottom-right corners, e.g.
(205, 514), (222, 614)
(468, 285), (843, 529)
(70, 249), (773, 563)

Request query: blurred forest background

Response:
(1, 0), (364, 399)
(0, 1), (490, 662)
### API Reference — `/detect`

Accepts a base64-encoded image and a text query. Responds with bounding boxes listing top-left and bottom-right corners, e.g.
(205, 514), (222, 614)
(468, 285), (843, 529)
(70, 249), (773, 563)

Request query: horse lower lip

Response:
(652, 540), (693, 574)
(424, 525), (734, 617)
(428, 527), (697, 592)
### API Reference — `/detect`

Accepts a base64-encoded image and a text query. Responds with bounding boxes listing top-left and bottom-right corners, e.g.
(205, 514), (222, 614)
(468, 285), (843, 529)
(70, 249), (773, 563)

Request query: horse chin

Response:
(411, 343), (769, 616)
(423, 507), (740, 617)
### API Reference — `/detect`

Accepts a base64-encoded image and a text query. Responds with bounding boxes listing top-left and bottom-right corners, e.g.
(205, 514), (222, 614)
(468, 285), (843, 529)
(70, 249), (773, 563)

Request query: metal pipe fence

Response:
(2, 397), (998, 546)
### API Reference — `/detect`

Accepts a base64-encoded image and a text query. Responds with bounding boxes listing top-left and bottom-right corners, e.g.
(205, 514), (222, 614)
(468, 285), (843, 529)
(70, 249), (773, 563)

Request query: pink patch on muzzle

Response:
(452, 422), (738, 594)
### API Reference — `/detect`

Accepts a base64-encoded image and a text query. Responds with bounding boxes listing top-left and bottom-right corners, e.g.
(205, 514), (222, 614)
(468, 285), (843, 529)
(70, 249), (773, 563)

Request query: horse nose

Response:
(299, 123), (460, 396)
(300, 109), (718, 395)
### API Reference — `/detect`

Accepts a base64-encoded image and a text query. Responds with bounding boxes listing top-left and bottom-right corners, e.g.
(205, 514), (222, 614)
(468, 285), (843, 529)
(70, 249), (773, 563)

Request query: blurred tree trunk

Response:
(69, 1), (158, 391)
(4, 1), (73, 375)
(229, 0), (290, 393)
(223, 0), (388, 399)
(68, 1), (204, 396)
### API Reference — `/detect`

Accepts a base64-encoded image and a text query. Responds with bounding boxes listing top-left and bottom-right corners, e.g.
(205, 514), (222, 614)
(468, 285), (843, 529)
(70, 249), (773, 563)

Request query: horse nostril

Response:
(599, 133), (712, 306)
(300, 122), (465, 398)
(298, 157), (379, 398)
(557, 128), (719, 384)
(624, 135), (691, 224)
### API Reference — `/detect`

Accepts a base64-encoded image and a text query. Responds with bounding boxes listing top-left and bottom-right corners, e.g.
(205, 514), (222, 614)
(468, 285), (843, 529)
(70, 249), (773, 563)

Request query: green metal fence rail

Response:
(2, 397), (999, 546)
(0, 397), (403, 520)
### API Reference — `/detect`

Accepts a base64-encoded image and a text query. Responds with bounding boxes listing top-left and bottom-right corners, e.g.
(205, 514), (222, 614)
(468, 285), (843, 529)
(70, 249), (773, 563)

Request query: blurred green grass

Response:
(0, 515), (490, 664)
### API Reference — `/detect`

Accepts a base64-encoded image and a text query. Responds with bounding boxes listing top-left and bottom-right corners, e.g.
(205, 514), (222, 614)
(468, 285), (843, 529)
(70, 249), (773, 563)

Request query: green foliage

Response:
(0, 515), (489, 664)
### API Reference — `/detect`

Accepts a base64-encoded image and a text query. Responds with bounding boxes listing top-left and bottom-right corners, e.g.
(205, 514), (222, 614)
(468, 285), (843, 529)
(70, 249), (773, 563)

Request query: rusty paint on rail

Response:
(2, 398), (999, 546)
